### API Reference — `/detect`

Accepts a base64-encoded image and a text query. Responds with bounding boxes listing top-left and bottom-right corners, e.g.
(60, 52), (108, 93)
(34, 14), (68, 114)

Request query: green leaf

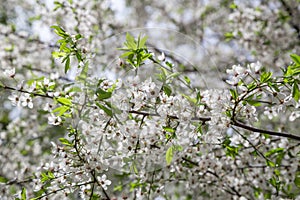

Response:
(138, 35), (148, 48)
(75, 34), (82, 40)
(230, 89), (238, 100)
(53, 1), (63, 11)
(294, 171), (300, 188)
(64, 56), (70, 73)
(41, 171), (55, 183)
(265, 148), (284, 157)
(59, 138), (73, 146)
(96, 102), (113, 117)
(52, 106), (70, 116)
(165, 61), (174, 68)
(60, 43), (71, 53)
(246, 99), (261, 107)
(260, 72), (272, 83)
(292, 82), (300, 102)
(224, 32), (234, 41)
(0, 176), (8, 183)
(163, 126), (175, 133)
(266, 160), (275, 167)
(76, 62), (89, 82)
(66, 86), (82, 93)
(247, 82), (257, 90)
(52, 51), (66, 58)
(51, 25), (69, 38)
(182, 93), (197, 104)
(290, 54), (300, 65)
(21, 188), (26, 200)
(184, 76), (191, 84)
(120, 51), (134, 58)
(57, 97), (72, 106)
(125, 33), (137, 50)
(75, 51), (82, 62)
(175, 145), (183, 151)
(229, 3), (238, 9)
(130, 162), (138, 174)
(167, 72), (181, 80)
(166, 146), (174, 165)
(96, 88), (112, 100)
(163, 85), (172, 96)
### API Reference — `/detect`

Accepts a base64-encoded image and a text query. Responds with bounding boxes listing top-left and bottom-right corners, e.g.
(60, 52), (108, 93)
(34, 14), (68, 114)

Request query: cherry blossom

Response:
(19, 93), (33, 109)
(48, 114), (62, 125)
(97, 174), (111, 190)
(0, 0), (300, 199)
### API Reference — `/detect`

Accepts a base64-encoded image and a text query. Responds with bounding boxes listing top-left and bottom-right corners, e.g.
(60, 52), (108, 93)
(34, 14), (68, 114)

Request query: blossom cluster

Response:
(0, 1), (300, 200)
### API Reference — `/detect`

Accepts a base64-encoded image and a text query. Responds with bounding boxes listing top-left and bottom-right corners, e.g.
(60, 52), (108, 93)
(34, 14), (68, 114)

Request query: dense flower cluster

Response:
(0, 1), (300, 200)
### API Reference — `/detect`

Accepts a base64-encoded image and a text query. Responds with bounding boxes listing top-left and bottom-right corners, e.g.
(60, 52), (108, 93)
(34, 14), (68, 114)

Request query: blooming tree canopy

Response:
(0, 0), (300, 200)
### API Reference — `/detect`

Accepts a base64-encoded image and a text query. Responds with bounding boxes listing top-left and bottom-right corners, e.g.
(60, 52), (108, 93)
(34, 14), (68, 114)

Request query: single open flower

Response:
(4, 68), (15, 78)
(48, 114), (62, 125)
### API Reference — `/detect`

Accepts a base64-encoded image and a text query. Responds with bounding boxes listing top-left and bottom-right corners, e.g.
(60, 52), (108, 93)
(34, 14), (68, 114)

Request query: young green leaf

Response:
(184, 76), (191, 85)
(51, 25), (69, 38)
(52, 106), (70, 116)
(290, 54), (300, 65)
(163, 85), (172, 96)
(163, 126), (175, 133)
(57, 97), (72, 106)
(230, 89), (238, 100)
(96, 88), (112, 100)
(96, 102), (113, 117)
(59, 138), (73, 146)
(64, 56), (70, 73)
(21, 188), (27, 200)
(0, 176), (8, 183)
(260, 71), (272, 83)
(294, 171), (300, 188)
(292, 82), (300, 102)
(138, 35), (148, 48)
(125, 33), (137, 50)
(52, 51), (66, 58)
(166, 146), (174, 165)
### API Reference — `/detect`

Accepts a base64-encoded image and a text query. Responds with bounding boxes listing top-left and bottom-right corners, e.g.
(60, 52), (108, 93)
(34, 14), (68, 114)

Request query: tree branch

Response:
(232, 120), (300, 141)
(1, 85), (53, 99)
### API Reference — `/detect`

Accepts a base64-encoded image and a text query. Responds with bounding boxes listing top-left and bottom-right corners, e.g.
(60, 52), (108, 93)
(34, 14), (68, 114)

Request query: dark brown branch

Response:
(129, 110), (300, 141)
(232, 120), (300, 141)
(182, 156), (199, 166)
(92, 170), (111, 200)
(1, 85), (53, 99)
(128, 110), (211, 122)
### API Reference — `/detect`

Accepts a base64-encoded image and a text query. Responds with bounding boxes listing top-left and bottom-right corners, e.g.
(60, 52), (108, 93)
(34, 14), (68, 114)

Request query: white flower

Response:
(141, 78), (157, 98)
(8, 93), (20, 106)
(247, 61), (261, 73)
(43, 78), (55, 88)
(100, 79), (113, 90)
(47, 91), (60, 97)
(28, 81), (37, 92)
(289, 111), (300, 121)
(263, 107), (278, 120)
(157, 52), (165, 61)
(226, 65), (245, 76)
(226, 76), (240, 86)
(20, 93), (33, 109)
(43, 103), (53, 112)
(50, 72), (59, 80)
(4, 68), (15, 78)
(226, 65), (247, 85)
(48, 114), (62, 125)
(97, 174), (111, 190)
